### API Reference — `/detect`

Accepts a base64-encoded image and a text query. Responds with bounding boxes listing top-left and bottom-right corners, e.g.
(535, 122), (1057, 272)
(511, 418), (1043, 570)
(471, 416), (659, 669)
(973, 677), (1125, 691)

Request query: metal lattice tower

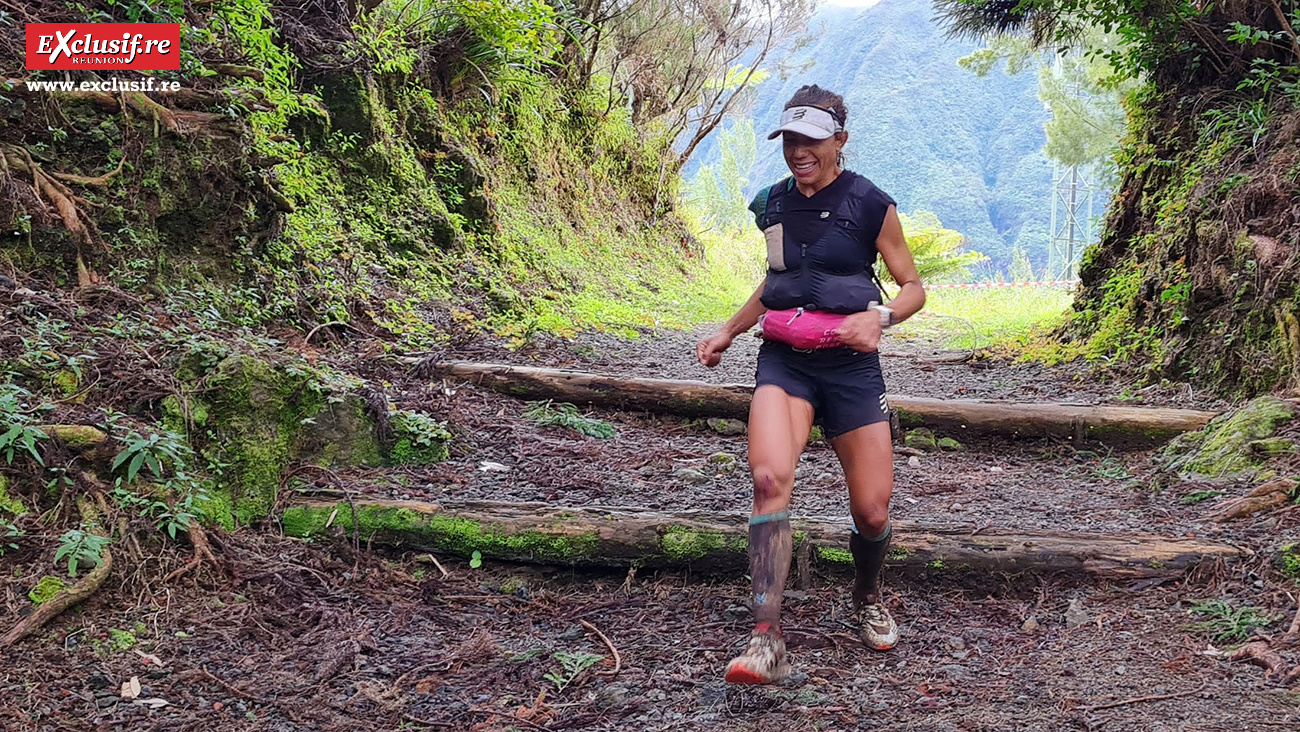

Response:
(1045, 54), (1095, 280)
(1049, 163), (1093, 279)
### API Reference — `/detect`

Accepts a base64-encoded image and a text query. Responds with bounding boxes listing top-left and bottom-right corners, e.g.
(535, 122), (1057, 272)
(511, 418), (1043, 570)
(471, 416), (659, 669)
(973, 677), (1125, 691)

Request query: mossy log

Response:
(422, 361), (1219, 443)
(282, 497), (1247, 579)
(1, 497), (111, 648)
(34, 425), (108, 448)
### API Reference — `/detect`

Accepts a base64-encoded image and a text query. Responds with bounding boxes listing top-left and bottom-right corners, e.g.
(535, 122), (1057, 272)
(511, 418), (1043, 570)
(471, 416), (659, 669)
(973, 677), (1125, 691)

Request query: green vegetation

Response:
(904, 429), (939, 451)
(28, 576), (66, 605)
(817, 547), (853, 564)
(894, 285), (1074, 350)
(931, 0), (1300, 394)
(1278, 544), (1300, 579)
(281, 503), (601, 563)
(106, 628), (139, 651)
(544, 651), (603, 693)
(1179, 490), (1225, 506)
(524, 402), (616, 439)
(662, 526), (745, 562)
(389, 410), (452, 465)
(55, 530), (111, 577)
(0, 476), (27, 517)
(1186, 600), (1280, 643)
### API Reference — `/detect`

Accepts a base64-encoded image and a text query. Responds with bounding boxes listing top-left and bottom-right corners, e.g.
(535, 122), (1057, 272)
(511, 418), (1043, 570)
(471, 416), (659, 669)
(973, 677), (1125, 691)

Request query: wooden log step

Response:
(422, 361), (1218, 443)
(281, 497), (1247, 580)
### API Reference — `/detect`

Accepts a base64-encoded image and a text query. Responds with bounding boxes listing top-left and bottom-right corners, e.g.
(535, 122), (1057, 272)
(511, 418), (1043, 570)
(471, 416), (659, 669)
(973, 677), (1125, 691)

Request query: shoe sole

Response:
(725, 663), (773, 684)
(861, 631), (898, 651)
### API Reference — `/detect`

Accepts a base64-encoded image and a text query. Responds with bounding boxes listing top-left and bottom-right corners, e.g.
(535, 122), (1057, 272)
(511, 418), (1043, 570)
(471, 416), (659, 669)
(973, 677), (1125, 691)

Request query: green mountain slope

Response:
(692, 0), (1052, 272)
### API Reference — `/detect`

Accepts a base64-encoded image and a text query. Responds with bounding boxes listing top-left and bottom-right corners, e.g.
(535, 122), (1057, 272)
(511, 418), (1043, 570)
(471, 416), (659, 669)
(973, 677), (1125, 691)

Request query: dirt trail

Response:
(3, 327), (1298, 731)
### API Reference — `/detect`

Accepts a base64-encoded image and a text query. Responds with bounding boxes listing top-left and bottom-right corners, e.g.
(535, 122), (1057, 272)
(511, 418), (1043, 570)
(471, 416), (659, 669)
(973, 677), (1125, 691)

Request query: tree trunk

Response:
(420, 361), (1217, 443)
(282, 497), (1246, 580)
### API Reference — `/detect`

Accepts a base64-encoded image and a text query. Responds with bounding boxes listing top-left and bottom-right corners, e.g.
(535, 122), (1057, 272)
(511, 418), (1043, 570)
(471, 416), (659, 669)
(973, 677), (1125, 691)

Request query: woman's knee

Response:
(851, 503), (890, 538)
(750, 464), (794, 510)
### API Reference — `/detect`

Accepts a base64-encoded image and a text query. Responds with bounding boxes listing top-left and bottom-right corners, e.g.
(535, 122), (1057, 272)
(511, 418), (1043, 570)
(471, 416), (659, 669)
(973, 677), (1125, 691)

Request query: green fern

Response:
(543, 651), (603, 692)
(1186, 600), (1279, 643)
(524, 401), (615, 439)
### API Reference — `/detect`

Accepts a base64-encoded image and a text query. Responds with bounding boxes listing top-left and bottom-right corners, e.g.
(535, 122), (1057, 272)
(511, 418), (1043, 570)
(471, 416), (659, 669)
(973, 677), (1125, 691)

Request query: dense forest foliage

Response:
(0, 0), (823, 345)
(935, 0), (1300, 394)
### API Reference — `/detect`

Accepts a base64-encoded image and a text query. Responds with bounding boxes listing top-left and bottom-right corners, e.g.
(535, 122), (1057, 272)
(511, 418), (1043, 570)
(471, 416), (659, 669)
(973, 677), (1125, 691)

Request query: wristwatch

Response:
(870, 304), (895, 328)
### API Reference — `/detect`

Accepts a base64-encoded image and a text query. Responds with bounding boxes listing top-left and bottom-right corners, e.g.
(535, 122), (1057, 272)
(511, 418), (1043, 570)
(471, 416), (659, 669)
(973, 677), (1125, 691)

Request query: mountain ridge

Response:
(690, 0), (1053, 272)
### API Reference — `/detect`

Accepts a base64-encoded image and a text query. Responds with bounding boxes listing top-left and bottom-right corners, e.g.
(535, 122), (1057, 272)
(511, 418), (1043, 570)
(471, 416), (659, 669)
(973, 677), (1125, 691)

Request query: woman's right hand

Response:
(696, 330), (734, 368)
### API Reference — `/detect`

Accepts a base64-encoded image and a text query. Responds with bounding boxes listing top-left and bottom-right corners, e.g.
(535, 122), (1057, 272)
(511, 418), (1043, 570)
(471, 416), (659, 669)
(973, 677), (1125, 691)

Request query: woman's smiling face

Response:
(782, 130), (846, 192)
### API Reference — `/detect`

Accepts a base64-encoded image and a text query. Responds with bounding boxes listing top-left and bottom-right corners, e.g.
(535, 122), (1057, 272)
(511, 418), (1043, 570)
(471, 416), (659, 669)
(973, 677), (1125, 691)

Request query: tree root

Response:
(123, 90), (241, 138)
(1227, 641), (1291, 679)
(51, 153), (125, 187)
(1213, 478), (1298, 522)
(163, 523), (218, 583)
(0, 498), (112, 649)
(211, 64), (266, 82)
(3, 144), (105, 285)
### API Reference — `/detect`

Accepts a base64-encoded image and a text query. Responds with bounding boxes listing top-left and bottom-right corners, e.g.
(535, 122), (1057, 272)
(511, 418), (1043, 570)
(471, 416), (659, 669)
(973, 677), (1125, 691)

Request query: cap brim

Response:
(766, 121), (836, 140)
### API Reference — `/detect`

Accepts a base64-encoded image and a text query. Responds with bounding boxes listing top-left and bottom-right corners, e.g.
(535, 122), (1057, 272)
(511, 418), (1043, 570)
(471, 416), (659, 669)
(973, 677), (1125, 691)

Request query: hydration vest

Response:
(748, 172), (895, 314)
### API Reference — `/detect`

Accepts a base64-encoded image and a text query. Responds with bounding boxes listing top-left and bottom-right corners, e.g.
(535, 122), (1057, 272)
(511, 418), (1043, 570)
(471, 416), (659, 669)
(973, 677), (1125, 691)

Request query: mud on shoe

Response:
(859, 602), (899, 651)
(724, 628), (791, 684)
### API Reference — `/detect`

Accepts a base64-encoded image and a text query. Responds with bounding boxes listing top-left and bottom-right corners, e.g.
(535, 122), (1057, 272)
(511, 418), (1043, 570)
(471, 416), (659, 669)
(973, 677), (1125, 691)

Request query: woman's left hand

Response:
(833, 310), (882, 353)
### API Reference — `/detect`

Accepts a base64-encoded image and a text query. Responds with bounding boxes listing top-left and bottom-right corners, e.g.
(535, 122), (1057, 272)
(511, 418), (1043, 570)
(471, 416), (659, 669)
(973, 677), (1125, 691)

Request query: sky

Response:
(822, 0), (883, 6)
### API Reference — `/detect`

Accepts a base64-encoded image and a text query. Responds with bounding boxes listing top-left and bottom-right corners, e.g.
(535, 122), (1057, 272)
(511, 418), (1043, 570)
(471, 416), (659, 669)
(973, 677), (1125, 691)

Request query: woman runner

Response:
(695, 84), (926, 684)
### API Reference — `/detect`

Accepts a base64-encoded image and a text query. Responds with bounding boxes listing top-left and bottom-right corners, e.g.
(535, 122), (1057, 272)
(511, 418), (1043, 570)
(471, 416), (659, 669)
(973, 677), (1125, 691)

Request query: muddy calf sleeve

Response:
(850, 521), (891, 607)
(749, 511), (792, 632)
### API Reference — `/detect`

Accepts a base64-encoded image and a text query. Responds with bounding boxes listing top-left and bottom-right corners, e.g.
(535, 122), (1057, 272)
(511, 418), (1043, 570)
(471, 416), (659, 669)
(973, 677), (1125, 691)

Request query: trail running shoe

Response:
(859, 602), (899, 651)
(724, 629), (791, 684)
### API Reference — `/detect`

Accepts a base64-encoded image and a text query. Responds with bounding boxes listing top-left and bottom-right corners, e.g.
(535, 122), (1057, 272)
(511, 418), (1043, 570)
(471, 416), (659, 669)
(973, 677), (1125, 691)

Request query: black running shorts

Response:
(754, 340), (889, 439)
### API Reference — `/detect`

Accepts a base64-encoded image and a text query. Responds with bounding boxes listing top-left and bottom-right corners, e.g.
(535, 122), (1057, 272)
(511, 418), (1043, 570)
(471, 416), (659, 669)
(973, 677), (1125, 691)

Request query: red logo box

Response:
(26, 23), (180, 71)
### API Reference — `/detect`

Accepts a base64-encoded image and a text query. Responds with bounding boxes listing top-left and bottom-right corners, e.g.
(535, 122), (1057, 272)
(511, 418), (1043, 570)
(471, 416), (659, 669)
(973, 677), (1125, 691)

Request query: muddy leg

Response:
(749, 509), (793, 633)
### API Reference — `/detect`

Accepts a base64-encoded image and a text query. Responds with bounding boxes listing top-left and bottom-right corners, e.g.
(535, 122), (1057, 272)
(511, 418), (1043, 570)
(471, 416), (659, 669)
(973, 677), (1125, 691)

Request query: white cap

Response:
(766, 105), (843, 140)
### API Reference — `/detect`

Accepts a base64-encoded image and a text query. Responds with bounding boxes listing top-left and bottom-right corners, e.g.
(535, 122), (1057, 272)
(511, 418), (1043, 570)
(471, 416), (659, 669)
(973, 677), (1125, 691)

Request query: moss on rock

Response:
(196, 487), (236, 532)
(1250, 437), (1297, 455)
(1163, 396), (1296, 479)
(300, 395), (384, 468)
(161, 394), (210, 435)
(0, 476), (27, 516)
(38, 425), (108, 448)
(904, 428), (938, 451)
(938, 437), (965, 451)
(200, 355), (385, 525)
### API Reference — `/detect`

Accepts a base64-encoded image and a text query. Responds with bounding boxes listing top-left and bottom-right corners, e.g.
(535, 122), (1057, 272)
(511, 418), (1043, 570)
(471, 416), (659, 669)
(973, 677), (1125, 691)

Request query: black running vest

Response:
(748, 171), (895, 314)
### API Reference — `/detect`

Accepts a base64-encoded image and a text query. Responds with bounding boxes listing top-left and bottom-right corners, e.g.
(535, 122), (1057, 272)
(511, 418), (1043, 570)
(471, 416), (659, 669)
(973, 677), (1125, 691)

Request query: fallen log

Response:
(1, 496), (112, 648)
(281, 497), (1247, 580)
(421, 361), (1218, 443)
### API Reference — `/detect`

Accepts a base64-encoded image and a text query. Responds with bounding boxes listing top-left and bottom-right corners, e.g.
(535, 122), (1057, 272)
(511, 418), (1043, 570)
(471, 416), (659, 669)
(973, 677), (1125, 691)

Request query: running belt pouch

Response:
(759, 308), (847, 350)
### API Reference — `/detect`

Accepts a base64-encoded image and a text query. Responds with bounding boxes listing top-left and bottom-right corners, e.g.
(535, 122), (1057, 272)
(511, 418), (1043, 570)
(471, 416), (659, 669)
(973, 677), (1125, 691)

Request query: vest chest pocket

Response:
(764, 223), (786, 271)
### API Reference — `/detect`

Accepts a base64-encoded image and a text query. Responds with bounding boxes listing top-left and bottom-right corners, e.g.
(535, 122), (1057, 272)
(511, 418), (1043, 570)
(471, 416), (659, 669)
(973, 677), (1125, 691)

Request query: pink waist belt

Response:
(759, 307), (847, 350)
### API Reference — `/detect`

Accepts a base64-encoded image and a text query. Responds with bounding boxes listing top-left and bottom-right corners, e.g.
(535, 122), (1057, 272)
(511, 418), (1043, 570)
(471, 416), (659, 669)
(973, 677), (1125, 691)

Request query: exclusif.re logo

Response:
(26, 23), (180, 71)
